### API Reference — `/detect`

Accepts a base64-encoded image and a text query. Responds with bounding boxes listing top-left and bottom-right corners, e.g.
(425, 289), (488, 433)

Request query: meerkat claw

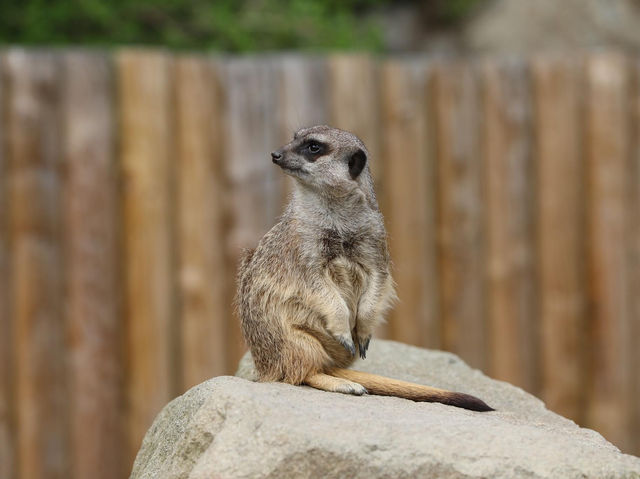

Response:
(358, 343), (366, 359)
(349, 384), (368, 396)
(358, 336), (371, 359)
(337, 335), (356, 357)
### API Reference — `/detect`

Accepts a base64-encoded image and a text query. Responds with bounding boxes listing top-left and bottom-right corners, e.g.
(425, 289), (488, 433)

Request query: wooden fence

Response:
(0, 48), (638, 478)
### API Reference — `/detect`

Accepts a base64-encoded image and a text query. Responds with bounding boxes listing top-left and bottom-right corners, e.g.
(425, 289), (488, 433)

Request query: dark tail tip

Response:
(446, 392), (495, 412)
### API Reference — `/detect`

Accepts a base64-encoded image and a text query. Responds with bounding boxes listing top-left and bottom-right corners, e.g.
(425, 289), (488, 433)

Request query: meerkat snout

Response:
(270, 150), (282, 163)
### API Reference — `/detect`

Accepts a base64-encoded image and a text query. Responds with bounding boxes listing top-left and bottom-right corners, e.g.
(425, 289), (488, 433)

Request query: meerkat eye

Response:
(299, 140), (325, 161)
(308, 142), (321, 154)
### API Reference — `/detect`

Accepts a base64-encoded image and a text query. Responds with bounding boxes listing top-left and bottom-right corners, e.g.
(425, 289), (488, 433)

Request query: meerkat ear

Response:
(348, 149), (367, 180)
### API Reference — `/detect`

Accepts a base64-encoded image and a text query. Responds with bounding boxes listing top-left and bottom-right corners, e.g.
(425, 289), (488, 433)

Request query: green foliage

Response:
(0, 0), (388, 51)
(0, 0), (484, 51)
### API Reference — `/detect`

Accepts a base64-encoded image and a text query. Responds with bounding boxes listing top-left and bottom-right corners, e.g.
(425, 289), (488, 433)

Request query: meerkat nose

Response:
(271, 151), (283, 163)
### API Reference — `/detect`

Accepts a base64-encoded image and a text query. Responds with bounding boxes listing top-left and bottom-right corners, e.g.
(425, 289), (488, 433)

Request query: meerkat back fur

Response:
(237, 125), (492, 411)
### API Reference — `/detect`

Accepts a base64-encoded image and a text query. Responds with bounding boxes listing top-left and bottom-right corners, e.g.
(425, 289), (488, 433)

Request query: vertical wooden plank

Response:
(222, 58), (283, 368)
(0, 50), (15, 479)
(584, 52), (633, 452)
(631, 59), (640, 458)
(277, 56), (329, 201)
(380, 59), (440, 348)
(278, 56), (328, 140)
(5, 49), (69, 479)
(61, 52), (123, 479)
(481, 59), (538, 392)
(328, 54), (393, 337)
(432, 62), (487, 370)
(174, 56), (228, 388)
(532, 55), (586, 422)
(117, 50), (176, 466)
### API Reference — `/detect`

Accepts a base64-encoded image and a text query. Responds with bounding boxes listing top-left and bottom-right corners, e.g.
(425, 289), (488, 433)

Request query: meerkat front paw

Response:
(356, 334), (371, 360)
(335, 333), (356, 357)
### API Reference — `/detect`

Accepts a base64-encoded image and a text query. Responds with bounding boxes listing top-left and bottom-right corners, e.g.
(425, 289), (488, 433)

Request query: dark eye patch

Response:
(298, 140), (327, 161)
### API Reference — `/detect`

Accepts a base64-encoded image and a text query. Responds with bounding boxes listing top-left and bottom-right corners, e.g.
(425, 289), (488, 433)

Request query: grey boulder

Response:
(131, 340), (640, 478)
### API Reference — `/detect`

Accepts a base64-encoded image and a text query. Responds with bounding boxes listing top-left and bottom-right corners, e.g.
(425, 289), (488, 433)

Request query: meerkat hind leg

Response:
(304, 372), (367, 396)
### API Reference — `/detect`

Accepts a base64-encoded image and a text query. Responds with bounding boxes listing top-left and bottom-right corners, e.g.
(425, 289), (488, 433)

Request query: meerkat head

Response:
(270, 125), (371, 197)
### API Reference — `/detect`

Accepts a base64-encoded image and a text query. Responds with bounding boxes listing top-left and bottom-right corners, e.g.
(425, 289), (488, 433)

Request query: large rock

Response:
(131, 340), (640, 478)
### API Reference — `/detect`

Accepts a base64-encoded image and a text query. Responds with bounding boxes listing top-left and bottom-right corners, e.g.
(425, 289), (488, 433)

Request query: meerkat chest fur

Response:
(292, 190), (388, 329)
(320, 228), (368, 323)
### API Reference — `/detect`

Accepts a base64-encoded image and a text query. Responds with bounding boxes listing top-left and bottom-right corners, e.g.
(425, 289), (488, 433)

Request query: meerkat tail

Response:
(331, 368), (494, 412)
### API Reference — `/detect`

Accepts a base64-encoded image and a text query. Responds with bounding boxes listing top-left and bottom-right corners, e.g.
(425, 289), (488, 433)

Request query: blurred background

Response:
(1, 0), (639, 477)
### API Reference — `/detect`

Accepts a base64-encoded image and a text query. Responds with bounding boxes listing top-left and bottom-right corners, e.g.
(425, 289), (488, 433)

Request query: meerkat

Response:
(236, 125), (492, 412)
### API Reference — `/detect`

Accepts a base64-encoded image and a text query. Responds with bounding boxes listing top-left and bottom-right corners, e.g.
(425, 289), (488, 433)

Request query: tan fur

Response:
(237, 125), (493, 412)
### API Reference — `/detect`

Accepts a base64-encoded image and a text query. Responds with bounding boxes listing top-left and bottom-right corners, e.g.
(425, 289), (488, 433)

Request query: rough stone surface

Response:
(131, 340), (640, 479)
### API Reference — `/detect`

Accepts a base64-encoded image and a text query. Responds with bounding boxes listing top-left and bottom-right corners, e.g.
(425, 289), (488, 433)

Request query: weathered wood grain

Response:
(630, 67), (640, 458)
(432, 61), (487, 370)
(380, 59), (440, 348)
(4, 49), (69, 479)
(0, 50), (15, 479)
(277, 56), (328, 140)
(174, 56), (228, 388)
(532, 55), (586, 423)
(481, 59), (538, 393)
(117, 50), (176, 467)
(631, 58), (640, 458)
(584, 52), (633, 452)
(61, 52), (123, 479)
